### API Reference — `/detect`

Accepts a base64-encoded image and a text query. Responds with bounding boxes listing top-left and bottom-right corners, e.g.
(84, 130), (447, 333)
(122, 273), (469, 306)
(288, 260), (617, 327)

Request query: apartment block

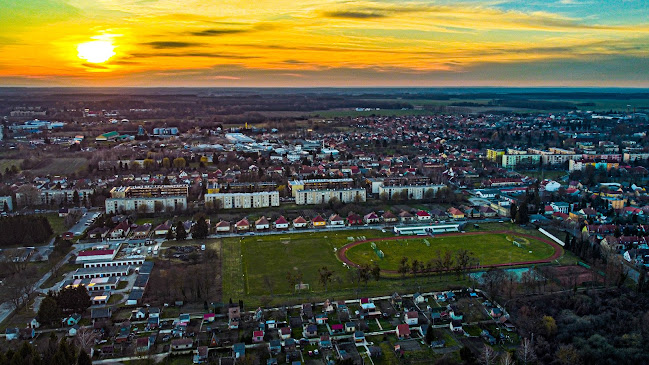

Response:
(204, 191), (280, 209)
(295, 188), (366, 205)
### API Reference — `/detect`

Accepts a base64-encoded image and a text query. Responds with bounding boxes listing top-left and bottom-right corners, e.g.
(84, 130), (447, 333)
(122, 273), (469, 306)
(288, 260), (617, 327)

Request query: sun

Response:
(77, 40), (116, 63)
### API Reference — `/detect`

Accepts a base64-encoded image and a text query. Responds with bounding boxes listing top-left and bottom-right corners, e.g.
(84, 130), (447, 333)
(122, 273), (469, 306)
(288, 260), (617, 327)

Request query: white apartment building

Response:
(378, 184), (446, 200)
(204, 191), (280, 209)
(105, 196), (187, 214)
(295, 188), (366, 205)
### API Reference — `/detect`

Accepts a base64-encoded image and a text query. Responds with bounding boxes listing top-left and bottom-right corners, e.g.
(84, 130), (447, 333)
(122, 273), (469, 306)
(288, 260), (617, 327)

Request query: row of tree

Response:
(0, 215), (53, 247)
(0, 335), (92, 365)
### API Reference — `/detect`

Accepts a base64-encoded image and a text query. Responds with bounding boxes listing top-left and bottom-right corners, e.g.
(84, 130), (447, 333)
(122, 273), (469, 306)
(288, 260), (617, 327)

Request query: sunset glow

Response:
(1, 0), (648, 86)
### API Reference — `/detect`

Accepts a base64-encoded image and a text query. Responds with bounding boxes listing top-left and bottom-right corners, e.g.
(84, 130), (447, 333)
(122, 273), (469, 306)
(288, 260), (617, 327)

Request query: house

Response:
(253, 330), (264, 343)
(330, 324), (344, 335)
(479, 206), (497, 218)
(329, 214), (345, 226)
(275, 216), (289, 230)
(416, 210), (431, 221)
(302, 303), (314, 320)
(131, 223), (152, 239)
(399, 210), (414, 222)
(65, 313), (82, 326)
(154, 221), (172, 235)
(134, 308), (147, 320)
(110, 220), (131, 238)
(450, 320), (463, 332)
(382, 211), (398, 223)
(490, 307), (503, 318)
(215, 220), (230, 233)
(345, 322), (356, 333)
(304, 324), (318, 337)
(293, 216), (308, 229)
(228, 307), (240, 329)
(180, 313), (191, 324)
(136, 337), (151, 353)
(193, 346), (209, 364)
(255, 216), (270, 230)
(347, 213), (362, 225)
(68, 325), (80, 337)
(90, 308), (112, 323)
(413, 292), (425, 304)
(391, 292), (403, 309)
(396, 324), (411, 339)
(232, 343), (246, 358)
(405, 311), (419, 325)
(5, 328), (19, 341)
(269, 340), (282, 355)
(312, 215), (326, 227)
(319, 335), (332, 349)
(448, 208), (465, 219)
(364, 212), (380, 224)
(171, 338), (194, 353)
(354, 331), (365, 343)
(203, 313), (216, 323)
(266, 320), (277, 329)
(315, 314), (328, 325)
(29, 318), (40, 329)
(235, 218), (250, 232)
(279, 326), (291, 340)
(20, 328), (36, 340)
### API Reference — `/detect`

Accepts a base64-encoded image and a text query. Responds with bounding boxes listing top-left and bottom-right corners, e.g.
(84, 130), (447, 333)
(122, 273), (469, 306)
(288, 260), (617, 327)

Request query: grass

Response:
(46, 213), (67, 236)
(41, 263), (80, 289)
(345, 233), (556, 271)
(222, 229), (481, 307)
(30, 157), (88, 175)
(108, 293), (124, 305)
(0, 159), (23, 173)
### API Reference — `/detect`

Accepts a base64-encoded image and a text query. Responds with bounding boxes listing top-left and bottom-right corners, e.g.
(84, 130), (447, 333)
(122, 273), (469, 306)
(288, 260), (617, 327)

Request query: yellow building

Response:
(486, 149), (505, 162)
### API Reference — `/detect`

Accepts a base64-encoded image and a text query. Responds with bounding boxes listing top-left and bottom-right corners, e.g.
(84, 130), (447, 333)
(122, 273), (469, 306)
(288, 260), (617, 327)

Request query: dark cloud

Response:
(189, 29), (248, 36)
(144, 41), (203, 49)
(129, 52), (259, 59)
(322, 11), (386, 19)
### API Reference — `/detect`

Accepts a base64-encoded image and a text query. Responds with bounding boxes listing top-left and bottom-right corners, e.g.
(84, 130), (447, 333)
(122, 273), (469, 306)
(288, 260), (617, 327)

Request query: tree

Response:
(172, 157), (186, 169)
(555, 344), (579, 365)
(56, 286), (90, 313)
(72, 190), (80, 206)
(175, 221), (187, 241)
(425, 327), (435, 344)
(499, 352), (514, 365)
(510, 203), (518, 221)
(370, 262), (381, 281)
(460, 346), (477, 365)
(191, 217), (209, 239)
(517, 338), (536, 365)
(162, 157), (171, 169)
(411, 259), (421, 275)
(77, 349), (92, 365)
(165, 227), (174, 240)
(37, 295), (63, 326)
(318, 266), (333, 292)
(479, 345), (497, 365)
(398, 257), (409, 277)
(143, 158), (155, 170)
(541, 315), (557, 338)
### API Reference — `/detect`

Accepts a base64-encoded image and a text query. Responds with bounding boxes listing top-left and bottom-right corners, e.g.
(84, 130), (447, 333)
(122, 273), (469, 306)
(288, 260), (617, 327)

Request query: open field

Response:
(45, 213), (67, 236)
(218, 224), (562, 307)
(30, 157), (88, 175)
(0, 158), (22, 173)
(344, 232), (557, 271)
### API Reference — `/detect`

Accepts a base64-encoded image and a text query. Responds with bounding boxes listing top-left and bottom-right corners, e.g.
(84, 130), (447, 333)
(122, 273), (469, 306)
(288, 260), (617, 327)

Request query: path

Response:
(336, 230), (563, 275)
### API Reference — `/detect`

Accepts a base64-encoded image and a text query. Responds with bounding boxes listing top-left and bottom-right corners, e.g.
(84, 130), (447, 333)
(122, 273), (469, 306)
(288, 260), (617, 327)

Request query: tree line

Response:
(0, 215), (53, 247)
(0, 335), (92, 365)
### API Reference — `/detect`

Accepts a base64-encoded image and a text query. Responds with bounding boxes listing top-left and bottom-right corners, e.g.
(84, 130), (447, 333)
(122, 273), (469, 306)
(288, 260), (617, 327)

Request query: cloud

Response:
(129, 51), (259, 59)
(322, 11), (387, 19)
(189, 28), (248, 36)
(144, 41), (203, 49)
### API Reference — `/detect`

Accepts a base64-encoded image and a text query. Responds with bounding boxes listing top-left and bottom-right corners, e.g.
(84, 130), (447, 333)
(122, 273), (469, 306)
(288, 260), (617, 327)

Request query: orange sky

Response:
(1, 0), (648, 86)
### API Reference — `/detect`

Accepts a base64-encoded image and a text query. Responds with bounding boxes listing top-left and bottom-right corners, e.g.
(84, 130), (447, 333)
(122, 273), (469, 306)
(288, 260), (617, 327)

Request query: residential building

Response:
(105, 196), (187, 214)
(288, 178), (354, 197)
(378, 184), (445, 200)
(204, 191), (279, 209)
(295, 188), (366, 205)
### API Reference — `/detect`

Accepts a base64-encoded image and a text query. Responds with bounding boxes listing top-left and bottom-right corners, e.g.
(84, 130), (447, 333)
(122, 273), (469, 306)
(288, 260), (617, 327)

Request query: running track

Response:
(336, 230), (563, 274)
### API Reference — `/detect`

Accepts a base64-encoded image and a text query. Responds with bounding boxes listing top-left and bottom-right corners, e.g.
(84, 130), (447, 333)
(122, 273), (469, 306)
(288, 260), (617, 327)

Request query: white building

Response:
(295, 188), (366, 205)
(378, 184), (445, 200)
(105, 196), (187, 214)
(204, 191), (279, 209)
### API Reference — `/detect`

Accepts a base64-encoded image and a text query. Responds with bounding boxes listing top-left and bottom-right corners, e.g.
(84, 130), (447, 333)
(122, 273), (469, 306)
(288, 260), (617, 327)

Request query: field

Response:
(218, 224), (563, 307)
(30, 157), (88, 175)
(0, 158), (22, 173)
(344, 233), (558, 271)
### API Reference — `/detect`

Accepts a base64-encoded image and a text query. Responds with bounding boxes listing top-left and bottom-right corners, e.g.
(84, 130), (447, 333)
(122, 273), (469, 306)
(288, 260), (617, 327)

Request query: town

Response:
(1, 89), (649, 365)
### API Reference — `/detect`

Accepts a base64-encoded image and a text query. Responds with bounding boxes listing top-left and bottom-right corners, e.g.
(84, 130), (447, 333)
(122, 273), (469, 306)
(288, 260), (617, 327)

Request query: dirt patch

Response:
(539, 265), (602, 287)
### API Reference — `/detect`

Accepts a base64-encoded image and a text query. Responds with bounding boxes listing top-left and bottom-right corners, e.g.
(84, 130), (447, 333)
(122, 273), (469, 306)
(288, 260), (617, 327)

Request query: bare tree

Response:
(75, 327), (99, 353)
(500, 352), (514, 365)
(480, 345), (498, 365)
(517, 338), (537, 365)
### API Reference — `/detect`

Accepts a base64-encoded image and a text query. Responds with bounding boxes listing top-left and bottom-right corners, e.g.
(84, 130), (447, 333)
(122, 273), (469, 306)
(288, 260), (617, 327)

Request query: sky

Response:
(1, 0), (648, 87)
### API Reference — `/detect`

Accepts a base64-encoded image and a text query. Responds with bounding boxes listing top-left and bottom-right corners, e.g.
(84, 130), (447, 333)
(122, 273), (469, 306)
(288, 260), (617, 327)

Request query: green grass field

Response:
(45, 213), (67, 236)
(345, 233), (556, 270)
(31, 158), (88, 175)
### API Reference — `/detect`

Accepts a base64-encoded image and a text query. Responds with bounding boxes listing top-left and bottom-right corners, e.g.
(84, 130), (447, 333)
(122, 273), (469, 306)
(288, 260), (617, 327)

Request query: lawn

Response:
(30, 157), (88, 175)
(46, 213), (67, 236)
(345, 233), (557, 271)
(222, 229), (475, 307)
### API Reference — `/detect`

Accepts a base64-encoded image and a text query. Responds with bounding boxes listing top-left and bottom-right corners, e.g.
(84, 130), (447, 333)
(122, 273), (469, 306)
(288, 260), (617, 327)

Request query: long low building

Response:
(61, 277), (120, 292)
(83, 257), (145, 268)
(105, 196), (187, 214)
(204, 191), (279, 209)
(289, 178), (354, 197)
(393, 224), (461, 235)
(72, 265), (131, 279)
(76, 249), (118, 264)
(295, 188), (366, 205)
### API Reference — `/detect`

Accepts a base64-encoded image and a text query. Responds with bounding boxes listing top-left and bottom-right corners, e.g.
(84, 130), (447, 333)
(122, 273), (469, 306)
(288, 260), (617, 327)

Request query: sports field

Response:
(343, 232), (558, 271)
